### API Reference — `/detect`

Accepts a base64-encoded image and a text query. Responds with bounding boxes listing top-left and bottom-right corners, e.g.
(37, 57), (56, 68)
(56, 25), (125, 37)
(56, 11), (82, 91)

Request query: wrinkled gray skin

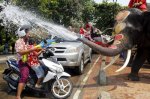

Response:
(78, 8), (150, 81)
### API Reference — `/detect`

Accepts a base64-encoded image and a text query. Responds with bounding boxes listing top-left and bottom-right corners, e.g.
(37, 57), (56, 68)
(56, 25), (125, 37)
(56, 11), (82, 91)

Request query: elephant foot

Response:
(128, 73), (139, 81)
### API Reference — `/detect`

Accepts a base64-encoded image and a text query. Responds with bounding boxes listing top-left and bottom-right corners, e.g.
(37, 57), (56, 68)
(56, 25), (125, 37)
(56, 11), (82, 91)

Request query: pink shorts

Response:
(18, 60), (30, 83)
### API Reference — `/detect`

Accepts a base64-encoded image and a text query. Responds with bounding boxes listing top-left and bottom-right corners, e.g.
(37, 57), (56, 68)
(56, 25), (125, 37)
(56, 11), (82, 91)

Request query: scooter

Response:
(3, 48), (73, 99)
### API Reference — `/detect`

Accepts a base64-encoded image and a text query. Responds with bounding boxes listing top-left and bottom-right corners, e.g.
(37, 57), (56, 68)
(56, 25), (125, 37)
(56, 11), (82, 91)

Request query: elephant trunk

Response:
(78, 33), (130, 57)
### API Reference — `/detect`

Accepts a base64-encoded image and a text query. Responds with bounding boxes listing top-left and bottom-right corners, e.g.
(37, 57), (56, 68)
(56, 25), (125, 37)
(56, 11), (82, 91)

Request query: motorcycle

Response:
(3, 48), (73, 99)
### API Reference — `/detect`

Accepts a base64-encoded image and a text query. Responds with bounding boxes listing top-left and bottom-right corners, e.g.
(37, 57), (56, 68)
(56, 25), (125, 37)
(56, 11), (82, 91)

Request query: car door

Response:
(83, 43), (90, 60)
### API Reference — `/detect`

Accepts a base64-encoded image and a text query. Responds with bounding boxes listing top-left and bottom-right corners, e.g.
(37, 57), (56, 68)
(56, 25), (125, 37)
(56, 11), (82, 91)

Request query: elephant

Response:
(78, 8), (150, 81)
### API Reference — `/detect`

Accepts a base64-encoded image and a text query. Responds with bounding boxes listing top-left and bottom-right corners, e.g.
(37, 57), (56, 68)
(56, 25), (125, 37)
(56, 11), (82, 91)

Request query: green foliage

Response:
(0, 26), (17, 51)
(94, 2), (124, 30)
(38, 0), (59, 18)
(8, 0), (126, 31)
(81, 0), (95, 22)
(0, 45), (4, 52)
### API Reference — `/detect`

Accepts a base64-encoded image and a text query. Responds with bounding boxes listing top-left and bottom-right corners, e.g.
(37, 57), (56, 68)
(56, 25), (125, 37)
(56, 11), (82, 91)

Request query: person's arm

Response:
(18, 47), (39, 55)
(83, 28), (87, 33)
(133, 0), (145, 7)
(128, 0), (134, 8)
(34, 48), (45, 56)
(36, 50), (43, 56)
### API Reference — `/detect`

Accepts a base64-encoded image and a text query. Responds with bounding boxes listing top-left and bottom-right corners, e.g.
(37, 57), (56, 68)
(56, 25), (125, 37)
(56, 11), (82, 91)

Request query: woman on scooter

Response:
(27, 38), (45, 88)
(15, 25), (41, 99)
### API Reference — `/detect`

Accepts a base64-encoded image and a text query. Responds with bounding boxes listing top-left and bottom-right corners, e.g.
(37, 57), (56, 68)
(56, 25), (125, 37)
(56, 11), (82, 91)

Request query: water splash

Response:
(0, 3), (78, 40)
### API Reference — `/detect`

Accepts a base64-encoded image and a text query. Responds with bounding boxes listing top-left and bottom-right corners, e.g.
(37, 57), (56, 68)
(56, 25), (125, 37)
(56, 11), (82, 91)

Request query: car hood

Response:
(50, 41), (82, 48)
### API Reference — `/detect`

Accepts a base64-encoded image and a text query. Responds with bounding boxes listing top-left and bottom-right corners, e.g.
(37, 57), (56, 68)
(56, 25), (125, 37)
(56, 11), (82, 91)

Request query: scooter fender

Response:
(57, 72), (71, 79)
(43, 71), (56, 83)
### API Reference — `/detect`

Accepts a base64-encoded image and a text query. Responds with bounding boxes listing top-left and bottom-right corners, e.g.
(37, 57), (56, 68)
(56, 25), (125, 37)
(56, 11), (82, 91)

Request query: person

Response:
(15, 25), (40, 99)
(3, 42), (9, 54)
(85, 22), (95, 41)
(85, 22), (92, 30)
(128, 0), (147, 11)
(11, 38), (15, 54)
(27, 38), (44, 88)
(79, 25), (87, 35)
(91, 27), (102, 41)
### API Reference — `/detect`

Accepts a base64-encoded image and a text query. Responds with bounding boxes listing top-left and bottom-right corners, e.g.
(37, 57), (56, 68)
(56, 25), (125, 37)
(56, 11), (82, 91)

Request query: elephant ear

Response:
(113, 10), (131, 35)
(115, 10), (130, 22)
(114, 23), (126, 35)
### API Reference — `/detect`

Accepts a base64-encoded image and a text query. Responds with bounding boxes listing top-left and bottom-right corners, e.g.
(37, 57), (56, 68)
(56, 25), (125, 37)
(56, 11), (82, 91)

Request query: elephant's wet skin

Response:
(78, 8), (150, 81)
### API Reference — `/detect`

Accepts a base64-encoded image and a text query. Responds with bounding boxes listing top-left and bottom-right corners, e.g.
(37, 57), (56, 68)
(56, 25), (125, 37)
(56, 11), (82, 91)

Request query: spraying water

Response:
(0, 3), (78, 41)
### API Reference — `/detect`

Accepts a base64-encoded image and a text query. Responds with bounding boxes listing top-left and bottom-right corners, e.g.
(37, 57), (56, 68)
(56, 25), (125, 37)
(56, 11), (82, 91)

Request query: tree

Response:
(10, 0), (125, 30)
(94, 2), (124, 30)
(81, 0), (96, 23)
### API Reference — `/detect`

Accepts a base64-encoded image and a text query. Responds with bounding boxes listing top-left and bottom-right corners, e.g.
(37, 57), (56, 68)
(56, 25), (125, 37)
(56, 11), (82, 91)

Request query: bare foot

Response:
(16, 96), (21, 99)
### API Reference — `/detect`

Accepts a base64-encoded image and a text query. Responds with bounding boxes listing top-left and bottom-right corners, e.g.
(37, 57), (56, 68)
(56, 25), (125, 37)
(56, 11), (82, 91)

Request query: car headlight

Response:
(66, 47), (79, 53)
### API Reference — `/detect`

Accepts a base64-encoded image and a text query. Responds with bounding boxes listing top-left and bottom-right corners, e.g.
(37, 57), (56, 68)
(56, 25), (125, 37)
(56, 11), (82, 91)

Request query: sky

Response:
(94, 0), (130, 6)
(94, 0), (129, 6)
(94, 0), (150, 6)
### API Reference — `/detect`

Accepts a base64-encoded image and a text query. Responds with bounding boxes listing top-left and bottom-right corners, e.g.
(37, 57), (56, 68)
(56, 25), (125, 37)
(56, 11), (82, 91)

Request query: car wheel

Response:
(76, 55), (84, 75)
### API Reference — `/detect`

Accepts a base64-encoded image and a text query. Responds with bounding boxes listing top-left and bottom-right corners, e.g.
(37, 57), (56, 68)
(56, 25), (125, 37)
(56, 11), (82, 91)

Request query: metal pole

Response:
(98, 56), (107, 85)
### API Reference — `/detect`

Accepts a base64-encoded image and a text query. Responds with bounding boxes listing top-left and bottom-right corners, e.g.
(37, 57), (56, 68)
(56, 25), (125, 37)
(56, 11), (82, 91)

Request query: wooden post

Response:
(98, 56), (107, 85)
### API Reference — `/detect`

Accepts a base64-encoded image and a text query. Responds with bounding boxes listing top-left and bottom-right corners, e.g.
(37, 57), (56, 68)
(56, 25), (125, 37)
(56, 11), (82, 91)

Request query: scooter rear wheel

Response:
(8, 72), (19, 90)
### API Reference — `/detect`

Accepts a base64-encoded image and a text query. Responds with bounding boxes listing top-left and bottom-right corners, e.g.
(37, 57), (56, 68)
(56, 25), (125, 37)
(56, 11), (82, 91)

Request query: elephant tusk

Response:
(103, 55), (120, 70)
(115, 49), (131, 72)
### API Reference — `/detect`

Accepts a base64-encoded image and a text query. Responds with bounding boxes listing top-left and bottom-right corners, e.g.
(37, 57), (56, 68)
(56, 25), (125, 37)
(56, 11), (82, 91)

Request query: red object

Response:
(115, 34), (124, 40)
(108, 45), (117, 49)
(128, 0), (147, 11)
(86, 24), (90, 29)
(28, 45), (40, 67)
(79, 28), (85, 34)
(95, 41), (109, 47)
(85, 23), (92, 30)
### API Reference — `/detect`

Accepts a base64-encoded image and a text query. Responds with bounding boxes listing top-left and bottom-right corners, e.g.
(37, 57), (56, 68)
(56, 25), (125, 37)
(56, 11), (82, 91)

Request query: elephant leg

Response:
(128, 48), (148, 81)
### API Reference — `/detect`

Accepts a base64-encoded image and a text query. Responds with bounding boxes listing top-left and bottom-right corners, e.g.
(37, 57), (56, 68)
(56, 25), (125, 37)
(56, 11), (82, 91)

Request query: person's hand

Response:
(91, 39), (95, 42)
(33, 46), (42, 51)
(133, 3), (141, 7)
(41, 48), (46, 52)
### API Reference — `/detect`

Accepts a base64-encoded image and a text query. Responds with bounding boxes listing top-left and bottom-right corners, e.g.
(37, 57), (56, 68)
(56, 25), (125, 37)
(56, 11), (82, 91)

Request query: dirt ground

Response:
(102, 60), (150, 99)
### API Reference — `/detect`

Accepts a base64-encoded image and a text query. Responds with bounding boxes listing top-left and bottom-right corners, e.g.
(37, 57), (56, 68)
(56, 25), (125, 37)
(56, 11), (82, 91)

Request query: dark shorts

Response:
(18, 60), (30, 83)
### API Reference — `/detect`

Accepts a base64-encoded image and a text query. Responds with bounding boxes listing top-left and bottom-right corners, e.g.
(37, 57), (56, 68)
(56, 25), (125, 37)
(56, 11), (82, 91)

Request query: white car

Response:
(47, 36), (92, 74)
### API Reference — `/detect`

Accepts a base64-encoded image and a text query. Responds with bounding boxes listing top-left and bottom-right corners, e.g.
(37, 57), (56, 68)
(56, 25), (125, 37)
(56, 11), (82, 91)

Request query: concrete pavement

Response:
(2, 54), (149, 99)
(78, 56), (111, 99)
(0, 54), (16, 63)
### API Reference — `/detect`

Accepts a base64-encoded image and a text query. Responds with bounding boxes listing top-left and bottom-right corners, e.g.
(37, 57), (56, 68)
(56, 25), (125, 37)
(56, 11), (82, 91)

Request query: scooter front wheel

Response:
(49, 77), (73, 99)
